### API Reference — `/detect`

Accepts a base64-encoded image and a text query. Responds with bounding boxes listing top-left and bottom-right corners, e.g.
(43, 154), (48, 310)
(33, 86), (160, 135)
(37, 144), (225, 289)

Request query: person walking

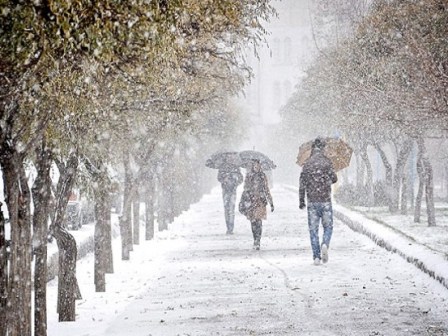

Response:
(299, 138), (338, 265)
(218, 165), (243, 234)
(239, 160), (274, 250)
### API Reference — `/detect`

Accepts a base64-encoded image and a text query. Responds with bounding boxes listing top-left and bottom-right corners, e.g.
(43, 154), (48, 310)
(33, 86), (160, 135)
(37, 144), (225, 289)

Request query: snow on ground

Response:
(350, 204), (448, 260)
(354, 202), (448, 262)
(47, 185), (448, 336)
(333, 205), (448, 290)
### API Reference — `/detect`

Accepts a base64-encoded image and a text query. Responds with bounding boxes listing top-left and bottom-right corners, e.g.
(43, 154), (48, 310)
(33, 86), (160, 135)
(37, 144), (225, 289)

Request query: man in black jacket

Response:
(299, 138), (338, 265)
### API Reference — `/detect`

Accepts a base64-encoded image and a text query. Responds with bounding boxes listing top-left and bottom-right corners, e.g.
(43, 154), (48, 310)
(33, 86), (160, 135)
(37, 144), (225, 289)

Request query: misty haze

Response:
(1, 1), (447, 335)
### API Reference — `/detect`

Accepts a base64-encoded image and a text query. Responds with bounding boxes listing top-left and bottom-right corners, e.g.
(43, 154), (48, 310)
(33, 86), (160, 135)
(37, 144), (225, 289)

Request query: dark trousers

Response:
(222, 188), (237, 233)
(251, 219), (262, 244)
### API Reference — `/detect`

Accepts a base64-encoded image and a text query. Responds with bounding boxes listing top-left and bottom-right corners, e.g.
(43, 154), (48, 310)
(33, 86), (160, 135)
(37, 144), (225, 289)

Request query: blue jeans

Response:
(307, 202), (333, 260)
(222, 189), (237, 232)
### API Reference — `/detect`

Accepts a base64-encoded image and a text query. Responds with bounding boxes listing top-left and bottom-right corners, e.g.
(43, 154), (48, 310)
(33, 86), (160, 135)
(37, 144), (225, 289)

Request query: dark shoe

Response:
(253, 241), (260, 250)
(226, 230), (233, 235)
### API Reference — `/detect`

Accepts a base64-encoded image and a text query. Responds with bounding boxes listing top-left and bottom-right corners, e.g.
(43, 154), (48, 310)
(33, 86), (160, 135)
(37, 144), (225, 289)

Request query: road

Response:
(96, 186), (448, 336)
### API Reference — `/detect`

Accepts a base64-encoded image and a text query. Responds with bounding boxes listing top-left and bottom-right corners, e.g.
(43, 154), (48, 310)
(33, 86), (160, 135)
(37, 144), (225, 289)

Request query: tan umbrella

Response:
(296, 138), (353, 172)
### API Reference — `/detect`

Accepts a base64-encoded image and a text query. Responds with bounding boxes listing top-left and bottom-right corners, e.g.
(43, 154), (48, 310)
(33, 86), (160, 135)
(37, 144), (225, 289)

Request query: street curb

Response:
(333, 209), (448, 290)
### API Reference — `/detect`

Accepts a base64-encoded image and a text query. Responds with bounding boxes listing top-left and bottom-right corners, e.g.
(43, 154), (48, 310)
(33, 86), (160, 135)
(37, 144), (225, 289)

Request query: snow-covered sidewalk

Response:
(285, 184), (448, 290)
(48, 185), (448, 336)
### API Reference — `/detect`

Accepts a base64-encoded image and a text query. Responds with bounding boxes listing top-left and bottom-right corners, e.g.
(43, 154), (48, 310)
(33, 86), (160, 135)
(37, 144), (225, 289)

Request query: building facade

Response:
(240, 0), (312, 137)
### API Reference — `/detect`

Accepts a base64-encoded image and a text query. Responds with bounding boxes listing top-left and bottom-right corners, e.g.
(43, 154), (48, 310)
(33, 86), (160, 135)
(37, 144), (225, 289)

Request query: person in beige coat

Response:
(239, 160), (274, 250)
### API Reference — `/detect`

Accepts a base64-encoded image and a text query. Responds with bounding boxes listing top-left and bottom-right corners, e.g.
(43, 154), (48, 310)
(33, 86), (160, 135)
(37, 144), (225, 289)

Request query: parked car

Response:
(65, 201), (83, 230)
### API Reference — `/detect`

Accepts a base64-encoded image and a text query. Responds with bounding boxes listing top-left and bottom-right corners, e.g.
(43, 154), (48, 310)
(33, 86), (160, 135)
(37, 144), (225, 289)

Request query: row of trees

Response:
(279, 0), (447, 225)
(0, 1), (275, 335)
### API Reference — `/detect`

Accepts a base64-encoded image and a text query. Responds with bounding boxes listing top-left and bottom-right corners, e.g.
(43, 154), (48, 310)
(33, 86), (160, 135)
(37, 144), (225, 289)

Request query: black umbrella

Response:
(239, 150), (276, 170)
(205, 151), (243, 170)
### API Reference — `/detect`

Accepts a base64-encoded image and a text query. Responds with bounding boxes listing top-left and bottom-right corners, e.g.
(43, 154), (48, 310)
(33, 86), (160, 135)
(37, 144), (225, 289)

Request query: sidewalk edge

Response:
(282, 184), (448, 290)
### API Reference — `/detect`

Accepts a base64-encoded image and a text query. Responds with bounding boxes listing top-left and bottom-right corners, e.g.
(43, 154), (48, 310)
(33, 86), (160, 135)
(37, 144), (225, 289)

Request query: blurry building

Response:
(239, 0), (312, 146)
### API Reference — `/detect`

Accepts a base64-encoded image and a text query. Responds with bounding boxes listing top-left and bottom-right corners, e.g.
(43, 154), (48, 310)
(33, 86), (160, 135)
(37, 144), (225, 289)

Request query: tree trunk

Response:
(51, 153), (82, 321)
(360, 145), (374, 206)
(391, 139), (413, 213)
(31, 141), (52, 336)
(145, 175), (155, 240)
(445, 162), (448, 202)
(54, 227), (82, 321)
(0, 203), (8, 336)
(401, 173), (408, 215)
(168, 183), (175, 223)
(416, 138), (436, 226)
(1, 150), (33, 336)
(119, 202), (132, 260)
(424, 164), (436, 227)
(375, 144), (394, 211)
(414, 153), (424, 223)
(104, 194), (114, 273)
(133, 192), (140, 245)
(0, 158), (17, 336)
(157, 170), (168, 232)
(94, 193), (107, 292)
(15, 169), (32, 336)
(120, 154), (134, 260)
(409, 171), (415, 211)
(96, 187), (114, 280)
(81, 158), (114, 275)
(355, 152), (365, 189)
